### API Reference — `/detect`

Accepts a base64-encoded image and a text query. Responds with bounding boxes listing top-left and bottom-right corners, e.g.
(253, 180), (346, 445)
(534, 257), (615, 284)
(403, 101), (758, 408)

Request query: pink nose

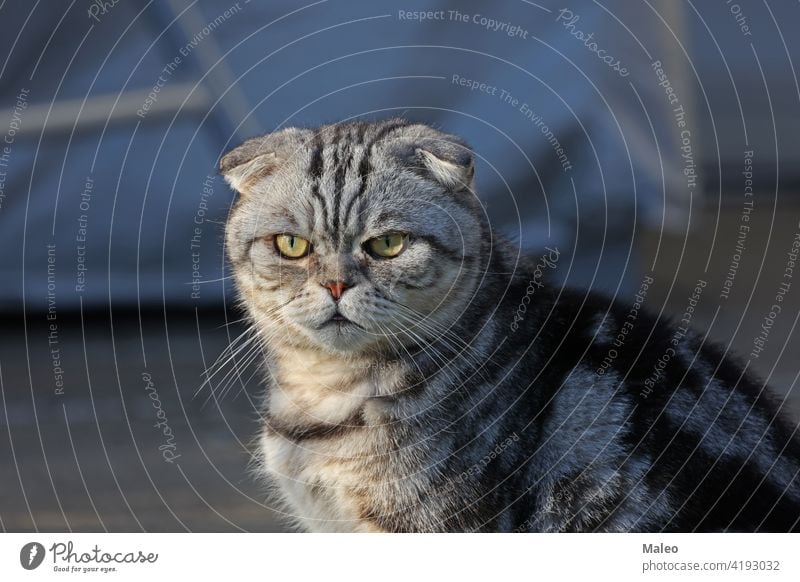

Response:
(322, 281), (348, 300)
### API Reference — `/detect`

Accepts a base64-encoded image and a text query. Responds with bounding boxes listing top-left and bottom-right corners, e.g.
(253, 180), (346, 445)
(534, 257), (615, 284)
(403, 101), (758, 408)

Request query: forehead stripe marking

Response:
(342, 120), (408, 231)
(332, 125), (351, 241)
(309, 134), (329, 229)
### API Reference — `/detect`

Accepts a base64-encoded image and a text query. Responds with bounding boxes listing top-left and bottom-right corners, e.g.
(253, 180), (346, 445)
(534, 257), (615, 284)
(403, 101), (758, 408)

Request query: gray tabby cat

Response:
(220, 119), (800, 532)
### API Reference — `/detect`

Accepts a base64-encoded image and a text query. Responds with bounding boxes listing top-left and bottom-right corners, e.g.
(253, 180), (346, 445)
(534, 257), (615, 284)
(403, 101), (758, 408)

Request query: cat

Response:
(220, 118), (800, 532)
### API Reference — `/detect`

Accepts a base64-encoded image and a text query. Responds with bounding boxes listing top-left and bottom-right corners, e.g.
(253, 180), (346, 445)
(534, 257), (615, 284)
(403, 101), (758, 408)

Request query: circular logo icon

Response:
(20, 542), (46, 570)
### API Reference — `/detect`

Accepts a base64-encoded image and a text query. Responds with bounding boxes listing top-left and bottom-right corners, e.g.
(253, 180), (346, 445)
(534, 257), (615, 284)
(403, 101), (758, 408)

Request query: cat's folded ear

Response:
(219, 129), (303, 194)
(396, 126), (475, 192)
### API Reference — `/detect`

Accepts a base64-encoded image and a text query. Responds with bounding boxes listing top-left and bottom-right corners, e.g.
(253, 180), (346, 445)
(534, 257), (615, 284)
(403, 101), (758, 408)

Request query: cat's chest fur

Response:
(258, 348), (403, 532)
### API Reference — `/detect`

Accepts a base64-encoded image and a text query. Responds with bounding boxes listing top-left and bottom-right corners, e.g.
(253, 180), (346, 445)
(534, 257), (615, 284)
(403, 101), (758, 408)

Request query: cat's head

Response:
(221, 119), (484, 355)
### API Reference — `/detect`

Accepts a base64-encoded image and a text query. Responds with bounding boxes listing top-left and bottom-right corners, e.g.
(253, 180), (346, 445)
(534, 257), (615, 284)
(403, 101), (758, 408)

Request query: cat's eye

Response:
(274, 234), (311, 259)
(366, 232), (407, 258)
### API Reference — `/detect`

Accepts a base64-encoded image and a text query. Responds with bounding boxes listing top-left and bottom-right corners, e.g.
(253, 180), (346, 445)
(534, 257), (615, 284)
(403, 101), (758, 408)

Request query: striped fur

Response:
(221, 119), (800, 532)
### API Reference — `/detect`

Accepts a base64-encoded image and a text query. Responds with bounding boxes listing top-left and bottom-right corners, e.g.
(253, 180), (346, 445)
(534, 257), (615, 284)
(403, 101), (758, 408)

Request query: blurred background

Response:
(1, 0), (799, 531)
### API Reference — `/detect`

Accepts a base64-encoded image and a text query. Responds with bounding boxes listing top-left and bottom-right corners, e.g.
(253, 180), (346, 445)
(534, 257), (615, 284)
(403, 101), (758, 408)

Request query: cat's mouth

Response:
(319, 311), (364, 330)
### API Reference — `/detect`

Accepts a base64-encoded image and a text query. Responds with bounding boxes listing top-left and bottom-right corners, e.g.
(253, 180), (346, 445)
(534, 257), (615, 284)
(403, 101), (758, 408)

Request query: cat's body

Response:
(221, 119), (800, 532)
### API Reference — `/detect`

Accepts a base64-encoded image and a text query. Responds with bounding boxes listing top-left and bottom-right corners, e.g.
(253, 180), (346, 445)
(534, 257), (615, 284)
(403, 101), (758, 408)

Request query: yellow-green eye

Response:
(274, 234), (311, 259)
(367, 233), (406, 258)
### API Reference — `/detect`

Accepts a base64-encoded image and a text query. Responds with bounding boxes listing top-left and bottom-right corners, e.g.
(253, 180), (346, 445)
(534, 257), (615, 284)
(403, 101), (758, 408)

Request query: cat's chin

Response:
(297, 320), (378, 355)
